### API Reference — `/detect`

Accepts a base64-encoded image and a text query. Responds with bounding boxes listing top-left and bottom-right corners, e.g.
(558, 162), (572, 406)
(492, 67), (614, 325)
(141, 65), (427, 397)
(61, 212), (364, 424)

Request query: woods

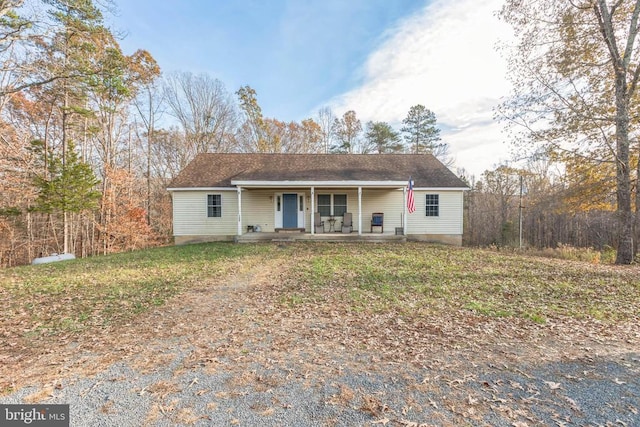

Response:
(1, 0), (639, 266)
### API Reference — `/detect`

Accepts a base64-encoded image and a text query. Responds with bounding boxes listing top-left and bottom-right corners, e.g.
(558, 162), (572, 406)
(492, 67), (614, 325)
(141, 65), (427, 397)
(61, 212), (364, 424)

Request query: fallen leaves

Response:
(544, 381), (562, 390)
(1, 243), (639, 426)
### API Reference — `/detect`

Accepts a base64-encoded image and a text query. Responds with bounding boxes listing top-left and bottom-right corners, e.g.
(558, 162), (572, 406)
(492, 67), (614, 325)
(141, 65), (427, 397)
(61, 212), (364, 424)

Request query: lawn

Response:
(1, 242), (639, 426)
(283, 243), (640, 323)
(0, 243), (272, 338)
(1, 242), (638, 344)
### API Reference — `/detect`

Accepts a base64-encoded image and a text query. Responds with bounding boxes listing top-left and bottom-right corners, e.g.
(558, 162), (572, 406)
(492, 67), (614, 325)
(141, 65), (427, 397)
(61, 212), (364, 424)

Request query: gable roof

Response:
(168, 153), (468, 189)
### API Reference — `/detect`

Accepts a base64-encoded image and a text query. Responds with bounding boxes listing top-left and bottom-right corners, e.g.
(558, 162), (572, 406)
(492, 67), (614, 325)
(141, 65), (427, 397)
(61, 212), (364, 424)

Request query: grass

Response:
(1, 242), (638, 343)
(282, 243), (640, 323)
(0, 242), (273, 337)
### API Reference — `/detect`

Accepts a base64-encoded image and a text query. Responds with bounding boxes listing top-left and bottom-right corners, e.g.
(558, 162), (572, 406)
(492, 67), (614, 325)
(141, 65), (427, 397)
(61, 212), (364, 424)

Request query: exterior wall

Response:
(406, 190), (464, 237)
(360, 189), (404, 232)
(242, 190), (275, 232)
(172, 190), (238, 238)
(172, 188), (464, 246)
(243, 190), (311, 232)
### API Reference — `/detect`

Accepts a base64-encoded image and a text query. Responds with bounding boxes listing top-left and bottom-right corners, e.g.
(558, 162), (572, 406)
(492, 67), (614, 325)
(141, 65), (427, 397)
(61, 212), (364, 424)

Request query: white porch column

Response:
(311, 187), (315, 235)
(358, 186), (362, 236)
(403, 185), (408, 236)
(237, 186), (242, 236)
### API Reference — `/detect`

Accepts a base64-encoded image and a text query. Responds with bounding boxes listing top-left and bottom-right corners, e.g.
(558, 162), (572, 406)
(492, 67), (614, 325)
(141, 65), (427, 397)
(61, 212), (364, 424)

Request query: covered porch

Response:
(232, 179), (410, 238)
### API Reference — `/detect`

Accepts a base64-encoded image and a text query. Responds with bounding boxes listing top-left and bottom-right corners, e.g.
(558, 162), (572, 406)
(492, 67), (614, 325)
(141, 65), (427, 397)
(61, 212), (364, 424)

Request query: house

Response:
(167, 153), (468, 245)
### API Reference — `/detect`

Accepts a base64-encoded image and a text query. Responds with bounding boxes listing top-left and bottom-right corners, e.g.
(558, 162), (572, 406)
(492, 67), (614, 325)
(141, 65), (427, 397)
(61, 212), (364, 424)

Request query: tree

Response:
(164, 72), (237, 155)
(331, 110), (361, 153)
(132, 62), (164, 226)
(316, 106), (335, 153)
(31, 139), (100, 253)
(364, 121), (403, 153)
(401, 104), (442, 155)
(498, 0), (640, 264)
(0, 0), (30, 107)
(236, 84), (269, 152)
(33, 0), (109, 254)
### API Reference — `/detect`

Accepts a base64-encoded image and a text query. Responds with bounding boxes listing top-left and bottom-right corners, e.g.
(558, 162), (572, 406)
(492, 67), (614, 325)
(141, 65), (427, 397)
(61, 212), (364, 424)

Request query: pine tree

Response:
(364, 121), (403, 153)
(31, 139), (100, 253)
(401, 105), (442, 154)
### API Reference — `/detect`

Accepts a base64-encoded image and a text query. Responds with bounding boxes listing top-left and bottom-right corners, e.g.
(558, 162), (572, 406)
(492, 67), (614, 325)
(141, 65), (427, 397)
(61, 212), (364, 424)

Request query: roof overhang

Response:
(167, 187), (238, 192)
(230, 180), (407, 188)
(416, 187), (469, 191)
(168, 184), (469, 191)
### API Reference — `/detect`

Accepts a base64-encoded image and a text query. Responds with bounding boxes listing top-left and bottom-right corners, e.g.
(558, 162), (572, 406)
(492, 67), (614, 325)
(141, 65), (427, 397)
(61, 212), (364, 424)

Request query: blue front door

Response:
(283, 194), (298, 228)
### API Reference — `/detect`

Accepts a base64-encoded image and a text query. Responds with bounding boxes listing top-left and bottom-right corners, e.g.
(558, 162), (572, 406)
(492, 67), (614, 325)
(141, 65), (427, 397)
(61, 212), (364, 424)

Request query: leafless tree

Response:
(163, 71), (237, 157)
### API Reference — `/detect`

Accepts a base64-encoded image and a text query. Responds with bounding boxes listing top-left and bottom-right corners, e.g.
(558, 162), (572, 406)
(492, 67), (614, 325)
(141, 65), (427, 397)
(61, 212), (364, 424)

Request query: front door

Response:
(282, 193), (298, 228)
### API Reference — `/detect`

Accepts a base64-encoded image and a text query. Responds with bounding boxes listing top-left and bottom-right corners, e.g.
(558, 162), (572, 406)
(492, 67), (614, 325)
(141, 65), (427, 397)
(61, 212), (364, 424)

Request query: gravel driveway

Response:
(2, 258), (639, 426)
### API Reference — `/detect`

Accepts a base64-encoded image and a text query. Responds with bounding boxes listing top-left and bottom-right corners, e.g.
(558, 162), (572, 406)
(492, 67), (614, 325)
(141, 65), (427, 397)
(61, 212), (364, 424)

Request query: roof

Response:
(168, 153), (468, 189)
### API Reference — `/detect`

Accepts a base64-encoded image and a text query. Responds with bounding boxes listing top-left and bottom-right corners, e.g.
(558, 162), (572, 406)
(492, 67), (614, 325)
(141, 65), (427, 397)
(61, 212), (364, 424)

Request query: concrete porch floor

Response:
(236, 231), (406, 243)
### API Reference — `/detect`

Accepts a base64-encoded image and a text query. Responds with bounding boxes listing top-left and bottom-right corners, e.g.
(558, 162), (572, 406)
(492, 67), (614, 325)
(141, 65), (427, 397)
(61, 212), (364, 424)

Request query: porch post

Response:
(237, 186), (242, 236)
(403, 185), (407, 235)
(311, 186), (315, 235)
(358, 186), (362, 236)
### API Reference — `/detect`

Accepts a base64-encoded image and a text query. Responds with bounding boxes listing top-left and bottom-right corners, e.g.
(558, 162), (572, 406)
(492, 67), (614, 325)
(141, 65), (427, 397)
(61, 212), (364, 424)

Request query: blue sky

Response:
(112, 0), (512, 177)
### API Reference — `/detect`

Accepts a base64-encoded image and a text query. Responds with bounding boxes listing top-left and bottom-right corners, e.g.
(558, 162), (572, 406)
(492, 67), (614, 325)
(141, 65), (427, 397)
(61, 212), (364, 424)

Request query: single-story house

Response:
(167, 153), (468, 245)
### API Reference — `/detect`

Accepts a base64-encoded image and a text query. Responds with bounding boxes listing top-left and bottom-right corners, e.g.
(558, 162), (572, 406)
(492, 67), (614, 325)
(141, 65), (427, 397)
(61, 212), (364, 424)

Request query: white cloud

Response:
(329, 0), (513, 177)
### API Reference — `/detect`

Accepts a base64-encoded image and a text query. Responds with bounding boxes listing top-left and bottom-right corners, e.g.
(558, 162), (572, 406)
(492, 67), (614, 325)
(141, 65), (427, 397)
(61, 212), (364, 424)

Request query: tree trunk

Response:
(613, 70), (634, 264)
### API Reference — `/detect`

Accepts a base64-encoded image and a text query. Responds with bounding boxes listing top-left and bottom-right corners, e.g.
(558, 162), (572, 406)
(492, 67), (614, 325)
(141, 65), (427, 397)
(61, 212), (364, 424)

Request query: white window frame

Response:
(317, 193), (347, 216)
(207, 194), (222, 217)
(425, 194), (439, 217)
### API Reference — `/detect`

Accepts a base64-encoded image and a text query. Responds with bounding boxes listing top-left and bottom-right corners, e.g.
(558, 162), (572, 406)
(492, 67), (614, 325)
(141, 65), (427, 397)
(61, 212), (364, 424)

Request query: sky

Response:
(112, 0), (514, 178)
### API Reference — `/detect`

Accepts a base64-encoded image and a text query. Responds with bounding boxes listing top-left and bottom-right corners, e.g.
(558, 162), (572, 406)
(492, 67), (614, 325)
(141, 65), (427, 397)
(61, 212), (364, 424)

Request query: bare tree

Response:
(316, 106), (334, 154)
(163, 71), (237, 156)
(499, 0), (640, 264)
(331, 110), (361, 154)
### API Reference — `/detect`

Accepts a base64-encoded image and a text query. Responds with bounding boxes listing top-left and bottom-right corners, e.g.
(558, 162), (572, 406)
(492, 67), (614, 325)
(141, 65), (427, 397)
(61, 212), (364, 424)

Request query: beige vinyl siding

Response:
(406, 190), (463, 235)
(242, 190), (277, 232)
(172, 190), (238, 236)
(360, 189), (404, 232)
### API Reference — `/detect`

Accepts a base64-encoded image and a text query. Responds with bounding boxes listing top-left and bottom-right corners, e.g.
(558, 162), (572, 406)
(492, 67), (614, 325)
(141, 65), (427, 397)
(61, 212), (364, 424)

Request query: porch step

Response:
(272, 238), (295, 242)
(274, 228), (305, 234)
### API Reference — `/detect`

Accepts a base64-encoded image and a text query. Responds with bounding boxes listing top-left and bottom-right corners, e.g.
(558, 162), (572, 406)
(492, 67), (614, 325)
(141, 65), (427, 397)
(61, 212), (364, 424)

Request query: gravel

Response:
(2, 346), (639, 426)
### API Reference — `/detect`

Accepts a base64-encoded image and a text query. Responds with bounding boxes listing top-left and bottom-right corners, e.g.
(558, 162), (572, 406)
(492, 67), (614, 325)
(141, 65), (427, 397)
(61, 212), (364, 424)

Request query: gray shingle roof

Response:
(168, 153), (468, 188)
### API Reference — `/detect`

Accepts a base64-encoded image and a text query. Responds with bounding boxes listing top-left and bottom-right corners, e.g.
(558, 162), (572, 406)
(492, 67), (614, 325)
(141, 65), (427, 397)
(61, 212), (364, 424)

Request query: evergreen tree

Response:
(364, 121), (403, 153)
(401, 105), (442, 154)
(31, 139), (100, 230)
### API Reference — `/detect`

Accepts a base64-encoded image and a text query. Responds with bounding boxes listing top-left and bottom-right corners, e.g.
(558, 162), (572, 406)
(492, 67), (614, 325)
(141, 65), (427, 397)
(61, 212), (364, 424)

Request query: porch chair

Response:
(371, 212), (384, 233)
(341, 212), (353, 233)
(314, 212), (325, 233)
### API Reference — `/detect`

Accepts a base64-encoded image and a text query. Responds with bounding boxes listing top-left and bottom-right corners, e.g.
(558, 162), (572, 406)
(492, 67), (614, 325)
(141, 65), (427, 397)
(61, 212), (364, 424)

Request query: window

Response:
(207, 194), (222, 217)
(317, 194), (331, 216)
(425, 194), (439, 217)
(333, 194), (347, 217)
(299, 195), (304, 212)
(317, 194), (347, 216)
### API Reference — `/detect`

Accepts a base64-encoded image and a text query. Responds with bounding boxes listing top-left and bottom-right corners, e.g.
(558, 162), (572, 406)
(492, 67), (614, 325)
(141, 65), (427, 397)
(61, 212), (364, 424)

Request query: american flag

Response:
(407, 177), (416, 214)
